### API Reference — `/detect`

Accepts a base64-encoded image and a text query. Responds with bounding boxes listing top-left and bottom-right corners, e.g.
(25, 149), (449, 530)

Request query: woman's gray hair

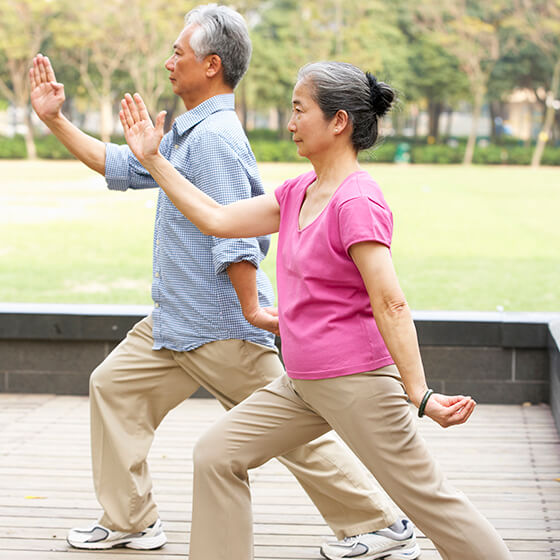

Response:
(185, 4), (252, 89)
(297, 61), (395, 152)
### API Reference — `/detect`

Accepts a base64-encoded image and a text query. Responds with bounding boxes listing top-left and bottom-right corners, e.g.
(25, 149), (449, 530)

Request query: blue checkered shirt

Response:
(104, 94), (276, 351)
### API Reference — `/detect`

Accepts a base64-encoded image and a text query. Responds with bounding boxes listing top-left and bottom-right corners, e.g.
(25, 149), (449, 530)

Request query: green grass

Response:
(1, 160), (558, 311)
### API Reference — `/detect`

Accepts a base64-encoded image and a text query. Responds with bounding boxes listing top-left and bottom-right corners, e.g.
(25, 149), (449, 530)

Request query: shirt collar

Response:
(173, 94), (235, 136)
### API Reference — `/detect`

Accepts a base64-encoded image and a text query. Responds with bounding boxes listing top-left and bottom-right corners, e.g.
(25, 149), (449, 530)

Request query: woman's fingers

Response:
(133, 93), (150, 122)
(120, 97), (135, 129)
(29, 66), (37, 90)
(154, 110), (167, 135)
(124, 93), (142, 123)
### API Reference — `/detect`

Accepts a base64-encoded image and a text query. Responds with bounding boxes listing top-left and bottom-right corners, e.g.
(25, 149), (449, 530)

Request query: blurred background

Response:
(0, 0), (559, 310)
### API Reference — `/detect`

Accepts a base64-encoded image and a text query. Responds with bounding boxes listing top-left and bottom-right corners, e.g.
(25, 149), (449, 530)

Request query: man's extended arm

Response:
(29, 54), (106, 175)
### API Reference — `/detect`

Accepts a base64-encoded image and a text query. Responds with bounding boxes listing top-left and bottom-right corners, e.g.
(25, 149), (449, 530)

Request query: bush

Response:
(250, 140), (302, 162)
(358, 140), (398, 163)
(0, 135), (26, 158)
(247, 129), (282, 142)
(541, 147), (560, 166)
(1, 132), (559, 165)
(411, 144), (463, 164)
(35, 134), (73, 159)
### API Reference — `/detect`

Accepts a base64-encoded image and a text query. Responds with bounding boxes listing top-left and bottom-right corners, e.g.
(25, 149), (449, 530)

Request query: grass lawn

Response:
(1, 159), (558, 311)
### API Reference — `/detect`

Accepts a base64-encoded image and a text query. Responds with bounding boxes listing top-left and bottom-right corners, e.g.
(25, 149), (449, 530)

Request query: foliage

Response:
(3, 133), (560, 165)
(1, 0), (560, 162)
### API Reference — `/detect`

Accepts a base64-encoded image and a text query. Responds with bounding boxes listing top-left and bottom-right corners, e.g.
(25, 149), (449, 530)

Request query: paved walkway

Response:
(1, 393), (559, 559)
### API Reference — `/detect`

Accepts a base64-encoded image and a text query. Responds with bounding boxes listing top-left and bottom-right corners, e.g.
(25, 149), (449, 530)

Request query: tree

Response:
(416, 1), (511, 163)
(405, 37), (469, 140)
(0, 0), (55, 158)
(488, 33), (551, 143)
(248, 0), (409, 136)
(118, 0), (193, 119)
(509, 0), (560, 166)
(50, 0), (136, 141)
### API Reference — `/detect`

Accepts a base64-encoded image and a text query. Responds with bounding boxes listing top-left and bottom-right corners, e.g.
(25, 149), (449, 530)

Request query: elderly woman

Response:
(119, 61), (512, 560)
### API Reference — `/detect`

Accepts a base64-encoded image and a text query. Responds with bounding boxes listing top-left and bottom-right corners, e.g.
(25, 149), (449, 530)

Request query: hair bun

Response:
(365, 71), (394, 118)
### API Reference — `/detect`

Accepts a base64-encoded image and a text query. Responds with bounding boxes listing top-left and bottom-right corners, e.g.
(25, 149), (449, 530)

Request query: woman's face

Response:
(287, 80), (334, 160)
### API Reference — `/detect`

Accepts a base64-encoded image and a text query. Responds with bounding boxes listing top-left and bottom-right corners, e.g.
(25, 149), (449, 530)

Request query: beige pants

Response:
(89, 315), (398, 537)
(191, 367), (512, 560)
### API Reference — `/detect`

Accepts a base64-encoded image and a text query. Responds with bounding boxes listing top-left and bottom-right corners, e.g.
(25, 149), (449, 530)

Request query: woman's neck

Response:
(310, 149), (361, 192)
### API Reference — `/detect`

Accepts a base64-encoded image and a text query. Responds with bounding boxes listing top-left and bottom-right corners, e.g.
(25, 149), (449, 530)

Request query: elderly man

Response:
(29, 5), (418, 559)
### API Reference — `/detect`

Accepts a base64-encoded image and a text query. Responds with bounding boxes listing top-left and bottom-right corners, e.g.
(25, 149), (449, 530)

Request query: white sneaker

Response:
(67, 517), (167, 550)
(320, 519), (420, 560)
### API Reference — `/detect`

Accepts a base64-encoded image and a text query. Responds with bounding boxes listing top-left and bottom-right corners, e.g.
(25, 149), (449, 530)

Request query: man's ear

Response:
(206, 54), (222, 78)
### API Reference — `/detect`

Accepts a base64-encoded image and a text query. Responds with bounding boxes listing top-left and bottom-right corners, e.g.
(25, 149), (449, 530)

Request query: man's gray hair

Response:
(185, 4), (252, 89)
(298, 61), (395, 152)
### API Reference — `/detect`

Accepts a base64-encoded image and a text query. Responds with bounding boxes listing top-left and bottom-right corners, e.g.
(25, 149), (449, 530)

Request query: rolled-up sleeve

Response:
(189, 131), (266, 274)
(105, 133), (173, 191)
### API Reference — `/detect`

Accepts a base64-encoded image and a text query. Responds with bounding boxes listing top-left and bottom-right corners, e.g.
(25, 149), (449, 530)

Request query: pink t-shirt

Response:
(274, 170), (395, 380)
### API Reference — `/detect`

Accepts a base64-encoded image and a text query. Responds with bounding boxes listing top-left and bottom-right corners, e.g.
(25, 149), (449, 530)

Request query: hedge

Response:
(1, 133), (560, 165)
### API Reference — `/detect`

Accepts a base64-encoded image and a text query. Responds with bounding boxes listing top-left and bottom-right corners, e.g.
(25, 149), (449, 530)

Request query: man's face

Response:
(165, 25), (208, 106)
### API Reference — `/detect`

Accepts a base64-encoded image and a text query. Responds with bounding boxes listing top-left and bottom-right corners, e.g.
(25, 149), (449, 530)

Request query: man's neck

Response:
(182, 85), (234, 111)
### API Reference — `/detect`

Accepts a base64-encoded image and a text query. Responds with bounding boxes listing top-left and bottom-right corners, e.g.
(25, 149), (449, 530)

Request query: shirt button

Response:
(156, 239), (160, 245)
(174, 144), (179, 149)
(155, 272), (160, 278)
(155, 303), (160, 308)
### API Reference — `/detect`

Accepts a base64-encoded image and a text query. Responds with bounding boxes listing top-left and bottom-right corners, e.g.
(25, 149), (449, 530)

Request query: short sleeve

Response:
(338, 196), (393, 254)
(274, 178), (292, 207)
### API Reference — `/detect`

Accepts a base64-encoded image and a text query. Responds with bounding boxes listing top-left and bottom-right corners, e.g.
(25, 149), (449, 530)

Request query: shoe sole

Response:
(67, 532), (167, 550)
(320, 541), (421, 560)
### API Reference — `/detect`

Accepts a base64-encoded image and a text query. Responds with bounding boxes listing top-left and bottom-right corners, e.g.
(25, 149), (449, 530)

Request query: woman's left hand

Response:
(119, 92), (166, 164)
(423, 393), (476, 428)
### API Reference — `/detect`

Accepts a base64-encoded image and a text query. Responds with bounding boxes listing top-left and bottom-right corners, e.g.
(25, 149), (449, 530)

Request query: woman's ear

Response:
(333, 110), (350, 134)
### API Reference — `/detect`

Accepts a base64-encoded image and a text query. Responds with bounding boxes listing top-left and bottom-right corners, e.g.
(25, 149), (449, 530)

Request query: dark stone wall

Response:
(549, 321), (560, 434)
(0, 304), (558, 406)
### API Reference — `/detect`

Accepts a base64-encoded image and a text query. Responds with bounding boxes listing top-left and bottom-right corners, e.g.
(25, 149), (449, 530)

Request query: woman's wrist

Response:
(407, 384), (429, 408)
(417, 389), (434, 417)
(141, 151), (165, 169)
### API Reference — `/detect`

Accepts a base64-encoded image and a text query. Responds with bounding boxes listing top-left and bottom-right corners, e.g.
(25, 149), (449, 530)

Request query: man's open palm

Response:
(29, 54), (65, 121)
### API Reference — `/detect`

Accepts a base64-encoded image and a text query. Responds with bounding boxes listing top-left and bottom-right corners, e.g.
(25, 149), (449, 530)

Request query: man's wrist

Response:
(41, 111), (65, 127)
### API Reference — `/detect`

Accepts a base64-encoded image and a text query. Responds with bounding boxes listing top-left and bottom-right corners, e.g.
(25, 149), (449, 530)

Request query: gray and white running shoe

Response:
(67, 517), (167, 550)
(320, 518), (420, 560)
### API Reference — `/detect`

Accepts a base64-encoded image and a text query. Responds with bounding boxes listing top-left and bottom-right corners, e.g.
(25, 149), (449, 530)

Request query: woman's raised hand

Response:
(119, 93), (166, 164)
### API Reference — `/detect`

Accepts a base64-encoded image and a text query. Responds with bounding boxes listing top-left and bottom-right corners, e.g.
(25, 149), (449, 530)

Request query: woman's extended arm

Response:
(119, 93), (280, 238)
(350, 241), (476, 428)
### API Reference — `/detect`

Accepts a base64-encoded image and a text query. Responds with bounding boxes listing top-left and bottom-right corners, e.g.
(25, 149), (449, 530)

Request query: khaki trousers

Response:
(89, 315), (398, 537)
(191, 367), (512, 560)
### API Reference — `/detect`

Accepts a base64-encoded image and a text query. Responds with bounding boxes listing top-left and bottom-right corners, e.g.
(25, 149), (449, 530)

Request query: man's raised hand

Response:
(119, 93), (166, 164)
(29, 54), (65, 122)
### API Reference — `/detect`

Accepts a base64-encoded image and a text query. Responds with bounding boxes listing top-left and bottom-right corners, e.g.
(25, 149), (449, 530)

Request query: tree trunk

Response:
(23, 105), (37, 160)
(445, 108), (453, 137)
(277, 107), (288, 140)
(463, 89), (483, 165)
(531, 58), (560, 168)
(163, 96), (180, 134)
(99, 95), (113, 143)
(427, 100), (443, 140)
(237, 79), (249, 131)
